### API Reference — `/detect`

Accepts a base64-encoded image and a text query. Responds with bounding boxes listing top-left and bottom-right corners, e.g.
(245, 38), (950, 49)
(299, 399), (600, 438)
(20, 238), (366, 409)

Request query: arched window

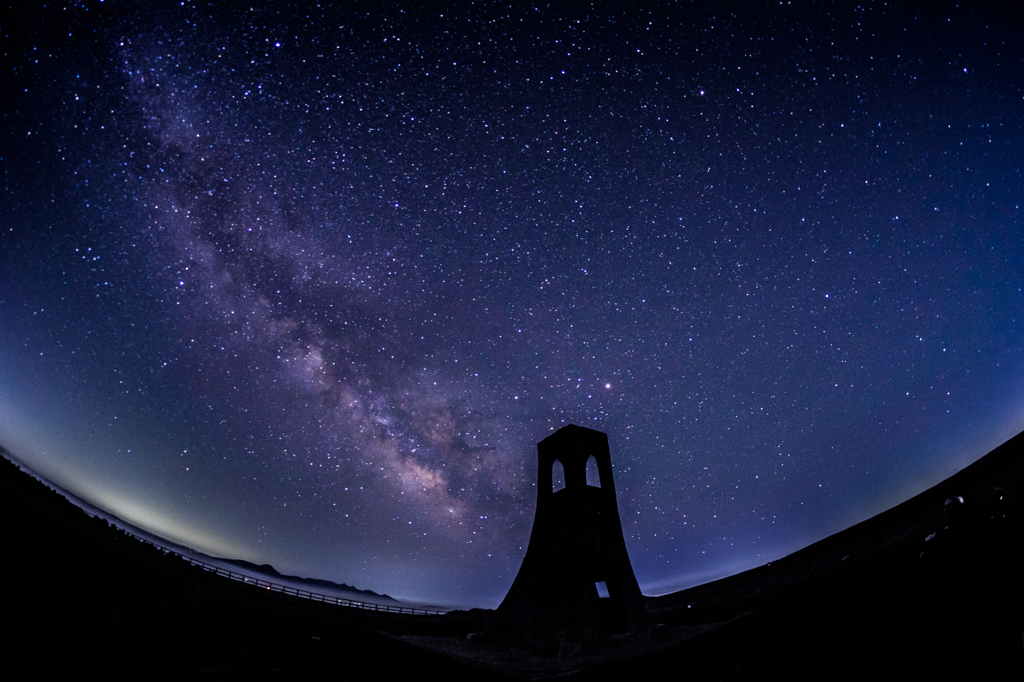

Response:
(552, 459), (565, 492)
(586, 455), (601, 487)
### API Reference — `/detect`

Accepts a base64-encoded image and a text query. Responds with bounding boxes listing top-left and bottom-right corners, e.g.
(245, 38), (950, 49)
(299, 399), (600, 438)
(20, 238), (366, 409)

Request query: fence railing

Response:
(117, 525), (449, 615)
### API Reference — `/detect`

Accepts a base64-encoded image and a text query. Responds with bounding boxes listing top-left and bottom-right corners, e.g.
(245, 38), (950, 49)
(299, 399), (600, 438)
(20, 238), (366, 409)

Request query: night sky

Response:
(2, 2), (1023, 608)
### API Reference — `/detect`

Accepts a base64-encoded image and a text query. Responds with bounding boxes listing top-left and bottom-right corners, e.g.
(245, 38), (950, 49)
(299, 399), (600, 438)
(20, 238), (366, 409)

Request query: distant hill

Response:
(219, 558), (398, 602)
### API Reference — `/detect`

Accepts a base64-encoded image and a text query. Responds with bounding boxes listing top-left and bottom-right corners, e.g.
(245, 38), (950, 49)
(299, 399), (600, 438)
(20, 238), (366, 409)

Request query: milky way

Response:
(2, 3), (1023, 606)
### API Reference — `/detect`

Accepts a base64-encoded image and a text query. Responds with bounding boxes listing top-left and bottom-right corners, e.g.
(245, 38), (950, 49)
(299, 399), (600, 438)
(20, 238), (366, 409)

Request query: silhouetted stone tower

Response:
(488, 424), (648, 647)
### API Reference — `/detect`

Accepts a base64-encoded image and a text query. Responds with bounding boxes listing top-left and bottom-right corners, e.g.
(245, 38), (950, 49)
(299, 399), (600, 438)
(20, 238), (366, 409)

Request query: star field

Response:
(2, 2), (1023, 607)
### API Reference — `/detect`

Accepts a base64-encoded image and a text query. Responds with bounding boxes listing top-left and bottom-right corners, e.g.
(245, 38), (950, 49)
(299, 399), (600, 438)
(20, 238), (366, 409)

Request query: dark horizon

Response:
(3, 427), (1021, 679)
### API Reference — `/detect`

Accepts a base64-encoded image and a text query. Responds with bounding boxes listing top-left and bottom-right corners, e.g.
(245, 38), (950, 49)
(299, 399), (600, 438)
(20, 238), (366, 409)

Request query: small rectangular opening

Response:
(595, 581), (610, 599)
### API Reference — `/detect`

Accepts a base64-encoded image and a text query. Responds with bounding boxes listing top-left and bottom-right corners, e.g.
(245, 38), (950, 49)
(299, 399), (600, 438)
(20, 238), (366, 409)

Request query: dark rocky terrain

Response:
(3, 431), (1022, 680)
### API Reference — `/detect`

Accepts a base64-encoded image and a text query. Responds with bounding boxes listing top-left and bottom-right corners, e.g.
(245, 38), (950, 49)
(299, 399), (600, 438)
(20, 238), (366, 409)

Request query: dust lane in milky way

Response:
(1, 3), (1023, 606)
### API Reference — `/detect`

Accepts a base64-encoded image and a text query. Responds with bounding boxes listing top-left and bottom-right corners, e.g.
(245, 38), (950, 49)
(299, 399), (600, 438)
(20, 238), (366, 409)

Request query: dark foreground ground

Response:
(3, 432), (1023, 680)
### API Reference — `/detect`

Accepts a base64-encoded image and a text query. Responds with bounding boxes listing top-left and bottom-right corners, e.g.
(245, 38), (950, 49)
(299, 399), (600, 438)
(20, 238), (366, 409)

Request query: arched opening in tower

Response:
(585, 455), (601, 487)
(552, 459), (565, 492)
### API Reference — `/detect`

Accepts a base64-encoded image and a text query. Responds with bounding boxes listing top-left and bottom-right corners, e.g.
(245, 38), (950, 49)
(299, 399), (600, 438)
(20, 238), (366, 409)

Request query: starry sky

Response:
(2, 2), (1023, 608)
